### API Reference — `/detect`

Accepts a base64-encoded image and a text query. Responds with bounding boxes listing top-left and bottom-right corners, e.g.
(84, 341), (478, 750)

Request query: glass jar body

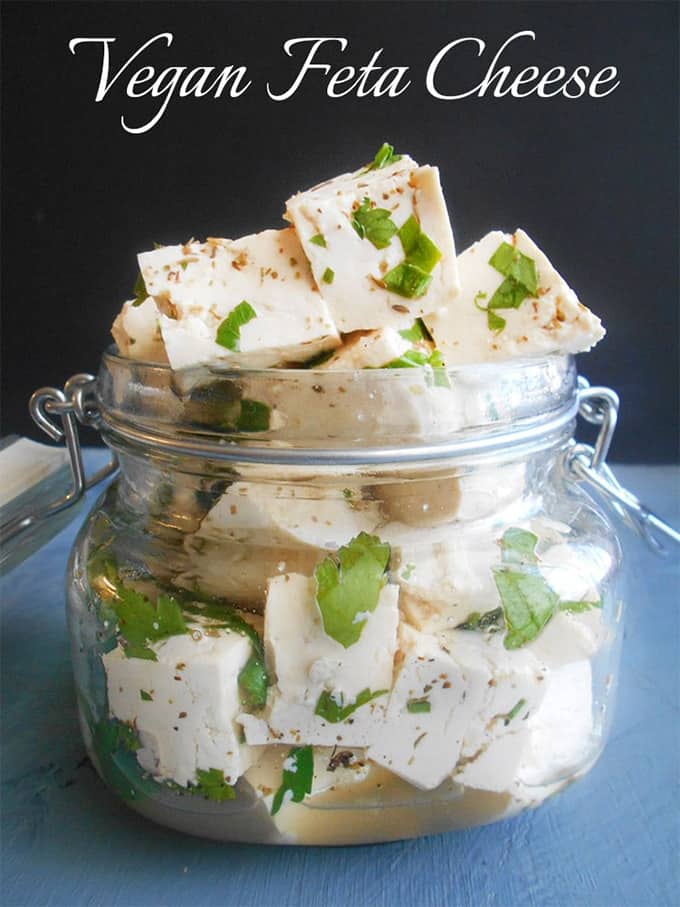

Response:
(66, 409), (623, 845)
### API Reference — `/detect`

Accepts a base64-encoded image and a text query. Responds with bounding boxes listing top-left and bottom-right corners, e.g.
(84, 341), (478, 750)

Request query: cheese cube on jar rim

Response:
(111, 297), (168, 363)
(424, 229), (605, 365)
(285, 156), (460, 332)
(102, 628), (253, 788)
(136, 228), (339, 370)
(239, 572), (399, 748)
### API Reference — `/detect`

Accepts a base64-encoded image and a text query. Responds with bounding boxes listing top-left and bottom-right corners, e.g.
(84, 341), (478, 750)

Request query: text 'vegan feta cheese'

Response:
(137, 229), (339, 369)
(424, 229), (605, 365)
(286, 158), (459, 331)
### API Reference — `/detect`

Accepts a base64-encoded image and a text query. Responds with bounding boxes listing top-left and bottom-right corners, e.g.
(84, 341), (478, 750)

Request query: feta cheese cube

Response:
(192, 481), (383, 550)
(240, 573), (399, 747)
(286, 158), (459, 331)
(111, 297), (168, 363)
(367, 624), (482, 789)
(137, 229), (339, 369)
(319, 328), (415, 370)
(102, 629), (253, 787)
(424, 229), (605, 365)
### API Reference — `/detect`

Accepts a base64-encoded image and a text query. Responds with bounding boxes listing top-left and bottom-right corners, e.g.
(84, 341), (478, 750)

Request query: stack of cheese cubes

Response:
(112, 144), (605, 372)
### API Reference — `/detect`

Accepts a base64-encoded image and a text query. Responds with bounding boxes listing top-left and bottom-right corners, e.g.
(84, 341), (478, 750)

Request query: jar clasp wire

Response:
(568, 377), (680, 555)
(0, 374), (118, 548)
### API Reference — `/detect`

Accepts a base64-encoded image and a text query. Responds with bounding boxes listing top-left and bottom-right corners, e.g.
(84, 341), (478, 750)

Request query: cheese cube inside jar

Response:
(60, 144), (627, 845)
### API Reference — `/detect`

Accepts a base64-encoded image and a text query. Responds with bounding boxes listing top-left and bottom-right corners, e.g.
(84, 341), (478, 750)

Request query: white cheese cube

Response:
(111, 297), (168, 363)
(102, 629), (253, 787)
(240, 573), (399, 747)
(367, 625), (483, 789)
(517, 659), (594, 787)
(319, 328), (415, 370)
(193, 481), (383, 550)
(455, 728), (530, 794)
(286, 159), (459, 332)
(137, 229), (339, 369)
(424, 229), (605, 365)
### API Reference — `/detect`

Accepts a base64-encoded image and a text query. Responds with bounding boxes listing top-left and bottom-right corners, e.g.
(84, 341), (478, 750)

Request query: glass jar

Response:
(55, 350), (632, 845)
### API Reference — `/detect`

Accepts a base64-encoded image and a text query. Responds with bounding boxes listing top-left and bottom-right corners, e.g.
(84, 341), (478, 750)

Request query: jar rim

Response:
(96, 347), (578, 466)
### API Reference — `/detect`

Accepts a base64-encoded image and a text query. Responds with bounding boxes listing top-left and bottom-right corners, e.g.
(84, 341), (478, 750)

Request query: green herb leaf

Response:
(310, 234), (327, 248)
(366, 142), (403, 171)
(235, 399), (270, 432)
(215, 301), (257, 352)
(383, 262), (432, 299)
(407, 699), (431, 714)
(91, 717), (160, 802)
(456, 607), (504, 633)
(401, 563), (415, 580)
(188, 768), (236, 802)
(301, 349), (335, 369)
(322, 267), (335, 284)
(500, 528), (539, 565)
(109, 583), (187, 660)
(314, 532), (390, 648)
(351, 198), (398, 249)
(494, 569), (559, 650)
(271, 746), (314, 816)
(489, 242), (538, 295)
(487, 309), (507, 332)
(398, 318), (429, 343)
(397, 216), (442, 273)
(503, 698), (527, 726)
(315, 688), (387, 723)
(238, 654), (269, 710)
(131, 271), (148, 307)
(140, 690), (153, 701)
(558, 599), (603, 614)
(487, 276), (531, 311)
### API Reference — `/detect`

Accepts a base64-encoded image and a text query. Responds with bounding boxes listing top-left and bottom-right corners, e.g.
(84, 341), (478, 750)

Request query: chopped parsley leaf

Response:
(322, 267), (335, 284)
(407, 699), (431, 714)
(397, 216), (442, 273)
(401, 562), (416, 580)
(237, 654), (269, 710)
(456, 607), (504, 633)
(140, 690), (153, 701)
(383, 262), (432, 299)
(315, 532), (390, 648)
(235, 399), (270, 432)
(559, 599), (603, 613)
(187, 768), (236, 802)
(310, 234), (327, 248)
(315, 688), (387, 723)
(215, 301), (257, 352)
(351, 197), (398, 249)
(398, 318), (429, 343)
(365, 142), (403, 171)
(271, 746), (313, 816)
(301, 349), (334, 368)
(106, 579), (187, 661)
(503, 698), (527, 726)
(474, 241), (539, 333)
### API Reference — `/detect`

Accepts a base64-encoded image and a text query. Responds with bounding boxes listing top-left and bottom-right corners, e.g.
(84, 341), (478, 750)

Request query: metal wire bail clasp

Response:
(0, 375), (118, 548)
(567, 378), (680, 554)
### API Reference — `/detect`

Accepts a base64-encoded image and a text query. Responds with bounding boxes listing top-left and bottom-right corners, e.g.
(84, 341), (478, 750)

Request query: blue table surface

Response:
(1, 452), (678, 907)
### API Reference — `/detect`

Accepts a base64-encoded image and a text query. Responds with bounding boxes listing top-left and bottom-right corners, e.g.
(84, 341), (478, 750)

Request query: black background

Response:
(2, 0), (678, 461)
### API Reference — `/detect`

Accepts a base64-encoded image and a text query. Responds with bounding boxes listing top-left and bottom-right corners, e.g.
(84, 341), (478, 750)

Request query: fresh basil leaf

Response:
(131, 271), (147, 307)
(407, 699), (431, 714)
(322, 267), (335, 284)
(366, 142), (402, 171)
(383, 262), (432, 299)
(310, 234), (327, 247)
(385, 349), (430, 368)
(351, 198), (398, 249)
(271, 746), (314, 816)
(494, 569), (559, 650)
(489, 242), (538, 295)
(215, 301), (257, 352)
(315, 688), (387, 723)
(314, 532), (390, 648)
